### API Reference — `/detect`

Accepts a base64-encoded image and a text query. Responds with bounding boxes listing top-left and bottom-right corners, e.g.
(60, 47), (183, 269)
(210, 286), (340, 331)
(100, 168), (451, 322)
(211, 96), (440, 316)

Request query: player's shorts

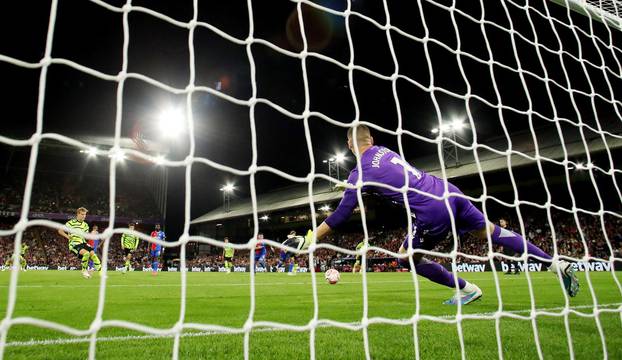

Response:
(224, 256), (232, 262)
(280, 251), (289, 261)
(402, 183), (487, 251)
(123, 248), (135, 256)
(254, 248), (266, 261)
(69, 243), (94, 258)
(150, 250), (161, 258)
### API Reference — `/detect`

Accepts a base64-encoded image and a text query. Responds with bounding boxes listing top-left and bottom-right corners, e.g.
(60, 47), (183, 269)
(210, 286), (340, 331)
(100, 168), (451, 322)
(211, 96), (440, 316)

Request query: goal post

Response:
(550, 0), (622, 29)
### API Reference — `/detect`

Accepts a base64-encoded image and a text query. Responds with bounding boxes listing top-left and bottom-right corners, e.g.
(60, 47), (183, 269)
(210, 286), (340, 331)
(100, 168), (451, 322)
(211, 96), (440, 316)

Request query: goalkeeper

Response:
(58, 207), (102, 279)
(308, 125), (578, 305)
(121, 223), (140, 274)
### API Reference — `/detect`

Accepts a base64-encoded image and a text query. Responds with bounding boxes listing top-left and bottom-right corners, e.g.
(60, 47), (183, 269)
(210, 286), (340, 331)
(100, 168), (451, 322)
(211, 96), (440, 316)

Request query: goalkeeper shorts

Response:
(123, 248), (135, 256)
(69, 243), (94, 258)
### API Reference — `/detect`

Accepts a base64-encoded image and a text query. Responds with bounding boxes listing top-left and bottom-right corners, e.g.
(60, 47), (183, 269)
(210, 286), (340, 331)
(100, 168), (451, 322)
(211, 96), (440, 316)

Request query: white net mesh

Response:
(0, 0), (621, 359)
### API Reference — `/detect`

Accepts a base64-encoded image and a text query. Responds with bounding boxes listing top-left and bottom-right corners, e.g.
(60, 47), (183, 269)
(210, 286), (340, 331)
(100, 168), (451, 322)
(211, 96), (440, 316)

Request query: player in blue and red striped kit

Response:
(87, 225), (100, 273)
(150, 224), (165, 275)
(254, 233), (267, 272)
(311, 125), (579, 305)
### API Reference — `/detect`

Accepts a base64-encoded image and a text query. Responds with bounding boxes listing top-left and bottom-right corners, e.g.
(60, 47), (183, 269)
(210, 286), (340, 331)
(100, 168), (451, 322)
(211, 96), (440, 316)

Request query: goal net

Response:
(0, 0), (621, 359)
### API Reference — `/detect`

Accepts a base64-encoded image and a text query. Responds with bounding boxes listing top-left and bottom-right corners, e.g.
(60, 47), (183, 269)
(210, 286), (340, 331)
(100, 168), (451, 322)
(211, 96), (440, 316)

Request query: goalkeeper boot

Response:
(443, 283), (482, 306)
(558, 261), (579, 297)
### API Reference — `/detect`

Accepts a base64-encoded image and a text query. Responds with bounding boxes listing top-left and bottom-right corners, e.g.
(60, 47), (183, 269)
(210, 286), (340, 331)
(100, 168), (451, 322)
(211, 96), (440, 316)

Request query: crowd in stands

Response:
(187, 211), (622, 271)
(0, 171), (160, 219)
(1, 211), (621, 271)
(0, 223), (155, 269)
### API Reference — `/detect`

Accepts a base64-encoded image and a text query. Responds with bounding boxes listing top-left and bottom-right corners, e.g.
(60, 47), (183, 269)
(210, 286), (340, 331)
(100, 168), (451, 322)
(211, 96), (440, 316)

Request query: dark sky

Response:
(1, 0), (621, 239)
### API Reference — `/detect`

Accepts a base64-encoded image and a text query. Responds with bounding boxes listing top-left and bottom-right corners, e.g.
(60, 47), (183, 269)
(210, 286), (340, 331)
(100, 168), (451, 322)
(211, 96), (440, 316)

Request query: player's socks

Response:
(91, 254), (102, 271)
(293, 264), (298, 273)
(125, 259), (131, 271)
(400, 258), (467, 289)
(288, 263), (294, 273)
(81, 252), (90, 271)
(152, 260), (159, 272)
(491, 225), (552, 265)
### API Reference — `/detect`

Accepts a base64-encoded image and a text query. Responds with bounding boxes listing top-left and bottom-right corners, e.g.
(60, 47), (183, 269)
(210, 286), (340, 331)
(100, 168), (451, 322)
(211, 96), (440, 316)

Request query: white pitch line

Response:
(1, 273), (600, 289)
(4, 303), (621, 348)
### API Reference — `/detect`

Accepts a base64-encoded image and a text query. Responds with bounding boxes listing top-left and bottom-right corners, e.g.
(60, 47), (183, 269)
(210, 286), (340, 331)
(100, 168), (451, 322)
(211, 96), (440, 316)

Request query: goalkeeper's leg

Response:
(399, 228), (481, 305)
(398, 252), (481, 305)
(471, 222), (578, 297)
(455, 190), (579, 297)
(20, 255), (26, 271)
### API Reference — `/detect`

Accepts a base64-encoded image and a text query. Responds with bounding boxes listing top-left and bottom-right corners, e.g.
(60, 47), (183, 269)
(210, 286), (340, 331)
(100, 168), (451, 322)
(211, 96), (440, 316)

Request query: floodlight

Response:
(451, 118), (465, 130)
(335, 153), (347, 163)
(158, 108), (184, 139)
(220, 184), (235, 192)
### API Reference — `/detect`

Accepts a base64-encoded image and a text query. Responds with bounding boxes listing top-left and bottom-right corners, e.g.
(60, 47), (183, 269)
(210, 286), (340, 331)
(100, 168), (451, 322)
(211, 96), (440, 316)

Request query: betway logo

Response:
(573, 262), (612, 272)
(501, 262), (543, 272)
(456, 263), (486, 272)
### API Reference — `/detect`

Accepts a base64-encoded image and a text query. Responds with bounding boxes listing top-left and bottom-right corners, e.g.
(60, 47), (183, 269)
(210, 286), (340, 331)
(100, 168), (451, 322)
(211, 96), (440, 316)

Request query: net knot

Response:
(243, 319), (253, 332)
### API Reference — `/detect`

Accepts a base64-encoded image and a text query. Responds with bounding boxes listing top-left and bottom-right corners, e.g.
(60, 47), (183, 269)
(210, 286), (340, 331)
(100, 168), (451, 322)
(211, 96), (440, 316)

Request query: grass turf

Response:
(0, 270), (621, 359)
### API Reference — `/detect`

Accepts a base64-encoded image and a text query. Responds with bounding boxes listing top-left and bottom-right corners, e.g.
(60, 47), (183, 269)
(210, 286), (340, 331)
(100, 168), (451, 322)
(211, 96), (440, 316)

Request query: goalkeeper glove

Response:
(303, 229), (315, 250)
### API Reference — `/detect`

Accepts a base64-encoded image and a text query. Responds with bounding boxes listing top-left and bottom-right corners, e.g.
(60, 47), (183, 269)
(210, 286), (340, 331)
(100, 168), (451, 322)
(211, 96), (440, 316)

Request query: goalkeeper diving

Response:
(306, 125), (579, 305)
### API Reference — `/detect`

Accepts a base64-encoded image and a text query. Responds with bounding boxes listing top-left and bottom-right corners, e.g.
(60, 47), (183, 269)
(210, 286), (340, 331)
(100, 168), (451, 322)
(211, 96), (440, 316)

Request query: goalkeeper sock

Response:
(491, 225), (552, 265)
(125, 258), (131, 271)
(81, 252), (90, 271)
(90, 253), (102, 271)
(225, 260), (229, 269)
(293, 264), (298, 273)
(400, 258), (466, 289)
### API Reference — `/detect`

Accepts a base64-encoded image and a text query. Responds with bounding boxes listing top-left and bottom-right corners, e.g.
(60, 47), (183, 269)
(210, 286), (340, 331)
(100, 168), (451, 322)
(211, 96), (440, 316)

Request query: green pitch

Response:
(0, 271), (621, 359)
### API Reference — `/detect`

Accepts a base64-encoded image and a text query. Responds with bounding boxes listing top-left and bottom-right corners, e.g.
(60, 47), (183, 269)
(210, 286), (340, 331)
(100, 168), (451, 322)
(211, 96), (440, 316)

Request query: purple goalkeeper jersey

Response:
(325, 146), (486, 239)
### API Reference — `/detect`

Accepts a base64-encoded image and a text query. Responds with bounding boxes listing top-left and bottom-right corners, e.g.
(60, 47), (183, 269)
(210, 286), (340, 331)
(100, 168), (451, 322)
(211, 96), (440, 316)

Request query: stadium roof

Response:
(191, 129), (622, 225)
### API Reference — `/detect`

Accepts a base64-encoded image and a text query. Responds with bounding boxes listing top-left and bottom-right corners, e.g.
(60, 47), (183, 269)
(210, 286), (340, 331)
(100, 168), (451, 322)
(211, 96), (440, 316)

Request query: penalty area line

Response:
(4, 303), (621, 348)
